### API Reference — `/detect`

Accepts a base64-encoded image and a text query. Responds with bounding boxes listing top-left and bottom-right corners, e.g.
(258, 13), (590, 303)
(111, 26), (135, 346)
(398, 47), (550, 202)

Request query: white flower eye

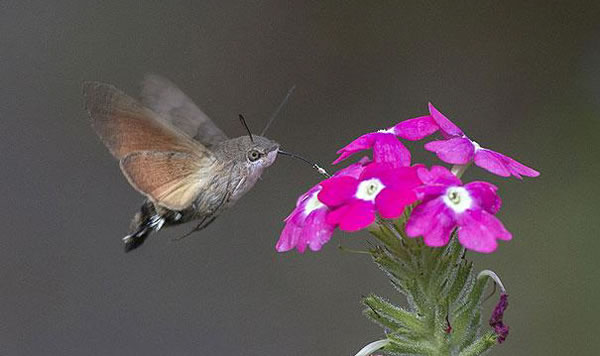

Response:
(443, 186), (472, 213)
(304, 190), (325, 215)
(355, 178), (385, 202)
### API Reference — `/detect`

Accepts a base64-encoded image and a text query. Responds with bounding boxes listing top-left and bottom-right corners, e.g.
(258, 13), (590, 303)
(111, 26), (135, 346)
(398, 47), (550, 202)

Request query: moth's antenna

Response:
(238, 114), (254, 143)
(261, 85), (296, 136)
(278, 150), (331, 178)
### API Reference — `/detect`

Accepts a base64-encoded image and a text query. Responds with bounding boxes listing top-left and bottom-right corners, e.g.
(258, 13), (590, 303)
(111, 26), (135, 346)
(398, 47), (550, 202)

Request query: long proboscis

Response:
(261, 85), (296, 136)
(278, 150), (331, 178)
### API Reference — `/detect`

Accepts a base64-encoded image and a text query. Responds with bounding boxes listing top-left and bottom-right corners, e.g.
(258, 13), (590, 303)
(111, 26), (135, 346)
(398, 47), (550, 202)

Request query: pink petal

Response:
(327, 201), (376, 231)
(500, 154), (540, 178)
(334, 157), (371, 178)
(425, 137), (475, 165)
(360, 162), (395, 179)
(456, 209), (512, 253)
(278, 186), (322, 253)
(406, 198), (455, 247)
(332, 133), (376, 165)
(375, 189), (416, 219)
(417, 165), (462, 186)
(294, 191), (310, 208)
(391, 115), (439, 141)
(333, 132), (392, 165)
(414, 165), (460, 201)
(473, 150), (511, 177)
(372, 133), (411, 167)
(294, 185), (321, 208)
(361, 164), (421, 190)
(276, 220), (304, 252)
(480, 149), (540, 179)
(284, 203), (306, 225)
(333, 132), (411, 166)
(303, 209), (335, 251)
(465, 181), (502, 214)
(277, 202), (334, 253)
(428, 103), (464, 138)
(415, 184), (447, 201)
(388, 166), (422, 190)
(325, 204), (348, 226)
(318, 176), (358, 207)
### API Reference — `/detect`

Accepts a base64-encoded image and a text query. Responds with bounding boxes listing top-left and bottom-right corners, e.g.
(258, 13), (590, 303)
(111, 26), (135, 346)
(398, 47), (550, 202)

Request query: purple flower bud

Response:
(489, 293), (510, 343)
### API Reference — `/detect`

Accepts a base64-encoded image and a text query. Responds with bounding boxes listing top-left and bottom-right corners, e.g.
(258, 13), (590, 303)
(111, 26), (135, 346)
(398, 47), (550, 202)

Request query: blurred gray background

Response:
(2, 1), (599, 355)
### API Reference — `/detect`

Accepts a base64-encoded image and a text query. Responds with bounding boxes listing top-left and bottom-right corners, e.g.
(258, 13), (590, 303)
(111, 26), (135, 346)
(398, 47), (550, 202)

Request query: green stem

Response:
(451, 163), (472, 178)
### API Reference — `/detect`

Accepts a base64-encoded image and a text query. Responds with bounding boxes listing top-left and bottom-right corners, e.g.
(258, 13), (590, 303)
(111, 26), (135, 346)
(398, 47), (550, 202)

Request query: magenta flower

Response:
(424, 103), (539, 179)
(332, 115), (437, 167)
(276, 159), (369, 253)
(405, 166), (512, 253)
(318, 163), (421, 231)
(276, 185), (332, 253)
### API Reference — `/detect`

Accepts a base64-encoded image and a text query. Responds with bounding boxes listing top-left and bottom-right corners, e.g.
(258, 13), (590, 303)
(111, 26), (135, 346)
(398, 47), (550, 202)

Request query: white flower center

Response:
(355, 178), (385, 202)
(472, 140), (482, 152)
(377, 128), (394, 134)
(443, 186), (472, 213)
(304, 191), (325, 215)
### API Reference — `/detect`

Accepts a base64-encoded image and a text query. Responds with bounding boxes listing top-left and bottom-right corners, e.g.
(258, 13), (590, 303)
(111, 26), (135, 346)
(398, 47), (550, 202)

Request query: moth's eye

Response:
(248, 149), (261, 162)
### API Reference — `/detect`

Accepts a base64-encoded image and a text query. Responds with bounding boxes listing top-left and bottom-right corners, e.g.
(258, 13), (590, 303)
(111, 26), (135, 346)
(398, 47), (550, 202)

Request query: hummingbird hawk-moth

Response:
(83, 75), (295, 252)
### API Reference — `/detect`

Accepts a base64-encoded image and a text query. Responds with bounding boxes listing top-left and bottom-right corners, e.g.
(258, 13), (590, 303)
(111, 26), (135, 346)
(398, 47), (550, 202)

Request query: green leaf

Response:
(386, 335), (437, 355)
(363, 294), (425, 335)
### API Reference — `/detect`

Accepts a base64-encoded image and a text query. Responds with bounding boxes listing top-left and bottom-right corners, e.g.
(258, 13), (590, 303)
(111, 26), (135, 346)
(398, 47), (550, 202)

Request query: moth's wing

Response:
(83, 81), (207, 159)
(140, 74), (228, 146)
(120, 151), (215, 211)
(83, 81), (215, 210)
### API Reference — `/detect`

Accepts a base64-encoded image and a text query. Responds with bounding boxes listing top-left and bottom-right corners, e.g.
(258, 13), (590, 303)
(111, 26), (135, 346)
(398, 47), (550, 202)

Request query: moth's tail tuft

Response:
(123, 202), (164, 253)
(123, 227), (152, 253)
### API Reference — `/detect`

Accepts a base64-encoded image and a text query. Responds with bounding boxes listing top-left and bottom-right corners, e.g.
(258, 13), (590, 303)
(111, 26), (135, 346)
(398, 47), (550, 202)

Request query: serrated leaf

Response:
(363, 295), (425, 335)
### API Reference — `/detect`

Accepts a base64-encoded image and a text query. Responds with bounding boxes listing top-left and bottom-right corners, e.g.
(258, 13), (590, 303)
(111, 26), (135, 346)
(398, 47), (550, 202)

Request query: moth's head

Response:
(229, 114), (279, 170)
(215, 135), (279, 170)
(243, 135), (280, 169)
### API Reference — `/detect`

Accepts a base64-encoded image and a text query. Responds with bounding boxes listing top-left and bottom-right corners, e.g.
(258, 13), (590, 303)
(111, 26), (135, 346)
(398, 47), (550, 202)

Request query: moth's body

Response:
(83, 75), (279, 251)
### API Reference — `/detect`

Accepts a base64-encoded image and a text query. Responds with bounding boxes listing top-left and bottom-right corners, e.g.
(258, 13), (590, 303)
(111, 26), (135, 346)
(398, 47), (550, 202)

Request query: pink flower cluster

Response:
(277, 104), (539, 254)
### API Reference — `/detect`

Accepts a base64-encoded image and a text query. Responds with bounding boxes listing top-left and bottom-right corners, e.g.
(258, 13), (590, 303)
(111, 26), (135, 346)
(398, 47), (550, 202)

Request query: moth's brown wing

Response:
(140, 74), (228, 146)
(83, 81), (215, 210)
(83, 81), (206, 159)
(120, 151), (215, 211)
